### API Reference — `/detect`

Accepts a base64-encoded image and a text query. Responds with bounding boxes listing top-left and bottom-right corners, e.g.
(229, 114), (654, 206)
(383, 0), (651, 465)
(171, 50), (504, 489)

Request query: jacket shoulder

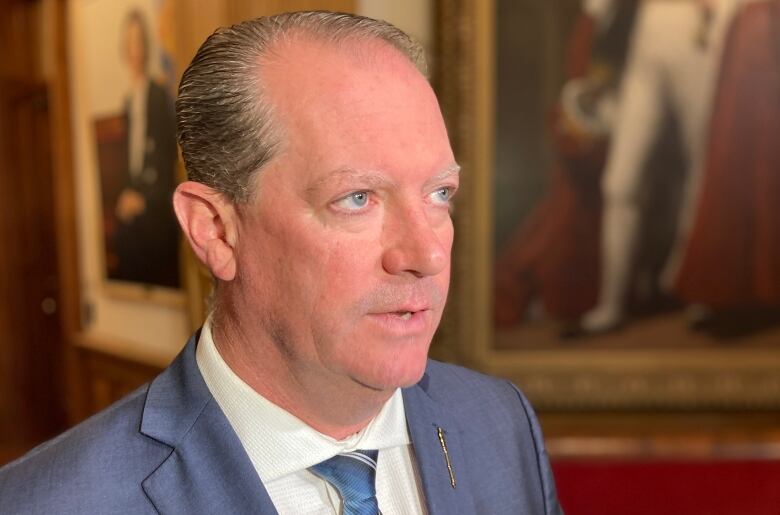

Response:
(0, 385), (168, 514)
(419, 360), (545, 452)
(422, 359), (528, 409)
(418, 360), (563, 515)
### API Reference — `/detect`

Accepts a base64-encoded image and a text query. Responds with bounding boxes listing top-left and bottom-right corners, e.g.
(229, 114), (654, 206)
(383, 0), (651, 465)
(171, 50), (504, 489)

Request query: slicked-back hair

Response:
(175, 11), (428, 203)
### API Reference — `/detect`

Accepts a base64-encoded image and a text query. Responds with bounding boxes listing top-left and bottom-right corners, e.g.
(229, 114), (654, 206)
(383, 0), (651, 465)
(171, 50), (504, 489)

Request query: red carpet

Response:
(552, 460), (780, 515)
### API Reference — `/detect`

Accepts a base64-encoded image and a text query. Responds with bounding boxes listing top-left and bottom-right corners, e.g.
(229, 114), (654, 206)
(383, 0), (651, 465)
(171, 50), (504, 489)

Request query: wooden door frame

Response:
(46, 0), (83, 424)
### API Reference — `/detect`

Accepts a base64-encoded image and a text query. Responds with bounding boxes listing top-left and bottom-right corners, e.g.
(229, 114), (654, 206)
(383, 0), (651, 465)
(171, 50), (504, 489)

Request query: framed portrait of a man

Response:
(82, 0), (181, 297)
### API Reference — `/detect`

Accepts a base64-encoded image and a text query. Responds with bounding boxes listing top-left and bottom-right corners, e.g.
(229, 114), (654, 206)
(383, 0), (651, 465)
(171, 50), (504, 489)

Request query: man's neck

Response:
(210, 313), (393, 440)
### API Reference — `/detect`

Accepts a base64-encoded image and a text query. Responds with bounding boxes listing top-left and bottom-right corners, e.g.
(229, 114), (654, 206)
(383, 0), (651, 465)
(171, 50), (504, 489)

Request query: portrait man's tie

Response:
(310, 450), (379, 515)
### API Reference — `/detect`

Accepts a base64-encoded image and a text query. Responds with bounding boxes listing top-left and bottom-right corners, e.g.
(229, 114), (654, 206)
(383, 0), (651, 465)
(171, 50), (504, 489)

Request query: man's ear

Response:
(173, 181), (238, 281)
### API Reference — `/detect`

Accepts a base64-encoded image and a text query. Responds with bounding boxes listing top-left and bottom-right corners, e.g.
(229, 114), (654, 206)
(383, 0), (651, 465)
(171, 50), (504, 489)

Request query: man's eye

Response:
(334, 191), (370, 211)
(430, 186), (454, 205)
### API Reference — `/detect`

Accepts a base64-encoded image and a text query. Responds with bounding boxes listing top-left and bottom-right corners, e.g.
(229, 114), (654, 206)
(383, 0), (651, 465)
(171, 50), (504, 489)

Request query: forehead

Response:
(258, 35), (453, 180)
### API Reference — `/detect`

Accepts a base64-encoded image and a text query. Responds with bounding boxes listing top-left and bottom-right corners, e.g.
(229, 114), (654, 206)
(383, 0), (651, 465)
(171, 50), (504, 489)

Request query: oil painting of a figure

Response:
(493, 0), (780, 348)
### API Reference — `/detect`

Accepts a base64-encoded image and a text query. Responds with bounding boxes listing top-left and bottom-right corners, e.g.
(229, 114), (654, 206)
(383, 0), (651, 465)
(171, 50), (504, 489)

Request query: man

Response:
(111, 9), (179, 288)
(579, 0), (740, 333)
(0, 12), (561, 514)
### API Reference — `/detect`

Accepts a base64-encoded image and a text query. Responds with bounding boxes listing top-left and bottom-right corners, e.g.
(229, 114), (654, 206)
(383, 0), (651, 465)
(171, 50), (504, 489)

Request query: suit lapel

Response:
(403, 373), (477, 515)
(139, 336), (278, 514)
(138, 339), (477, 514)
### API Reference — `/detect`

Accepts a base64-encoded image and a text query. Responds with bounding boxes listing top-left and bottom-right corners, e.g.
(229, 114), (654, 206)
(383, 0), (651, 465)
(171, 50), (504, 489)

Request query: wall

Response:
(358, 0), (433, 53)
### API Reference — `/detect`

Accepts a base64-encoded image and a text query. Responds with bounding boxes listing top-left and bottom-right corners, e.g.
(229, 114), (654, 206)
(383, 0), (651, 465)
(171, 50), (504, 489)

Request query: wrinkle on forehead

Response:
(259, 34), (431, 116)
(251, 33), (453, 198)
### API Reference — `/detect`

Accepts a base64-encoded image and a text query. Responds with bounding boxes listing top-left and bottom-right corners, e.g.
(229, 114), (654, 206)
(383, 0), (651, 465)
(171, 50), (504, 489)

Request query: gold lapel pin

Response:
(437, 426), (456, 489)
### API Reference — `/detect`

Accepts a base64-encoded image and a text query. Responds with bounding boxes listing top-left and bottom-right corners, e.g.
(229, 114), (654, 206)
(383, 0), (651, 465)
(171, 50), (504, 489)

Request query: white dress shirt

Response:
(196, 318), (427, 514)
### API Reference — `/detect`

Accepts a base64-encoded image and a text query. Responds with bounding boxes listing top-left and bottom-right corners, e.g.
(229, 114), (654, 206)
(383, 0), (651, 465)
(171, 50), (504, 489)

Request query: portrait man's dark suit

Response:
(0, 335), (561, 514)
(112, 79), (180, 288)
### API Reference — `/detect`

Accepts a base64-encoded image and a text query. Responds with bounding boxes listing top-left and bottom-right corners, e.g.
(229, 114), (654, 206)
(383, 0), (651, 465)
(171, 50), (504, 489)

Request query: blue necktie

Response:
(310, 450), (379, 515)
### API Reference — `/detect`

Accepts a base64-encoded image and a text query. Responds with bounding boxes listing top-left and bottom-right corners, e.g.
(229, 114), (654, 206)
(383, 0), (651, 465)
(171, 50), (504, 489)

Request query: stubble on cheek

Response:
(292, 225), (449, 382)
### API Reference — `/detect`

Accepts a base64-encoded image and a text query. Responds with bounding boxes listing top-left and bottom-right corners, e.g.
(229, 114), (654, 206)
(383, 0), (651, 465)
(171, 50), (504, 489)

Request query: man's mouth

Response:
(366, 307), (431, 335)
(386, 305), (430, 318)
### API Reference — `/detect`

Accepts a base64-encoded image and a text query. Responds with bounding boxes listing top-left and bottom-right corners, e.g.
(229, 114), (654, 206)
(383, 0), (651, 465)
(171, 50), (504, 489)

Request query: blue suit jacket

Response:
(0, 334), (562, 514)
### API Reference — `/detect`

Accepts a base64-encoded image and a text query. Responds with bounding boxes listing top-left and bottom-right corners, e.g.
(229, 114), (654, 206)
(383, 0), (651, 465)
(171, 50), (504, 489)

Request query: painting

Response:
(434, 0), (780, 409)
(82, 0), (182, 297)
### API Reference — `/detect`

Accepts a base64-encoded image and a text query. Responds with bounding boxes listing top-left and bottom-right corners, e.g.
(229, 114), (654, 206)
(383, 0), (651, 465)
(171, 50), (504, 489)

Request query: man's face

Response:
(231, 38), (458, 393)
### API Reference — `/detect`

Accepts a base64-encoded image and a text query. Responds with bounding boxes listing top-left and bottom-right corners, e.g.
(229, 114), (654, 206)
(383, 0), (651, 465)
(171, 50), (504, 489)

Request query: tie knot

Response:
(310, 450), (379, 515)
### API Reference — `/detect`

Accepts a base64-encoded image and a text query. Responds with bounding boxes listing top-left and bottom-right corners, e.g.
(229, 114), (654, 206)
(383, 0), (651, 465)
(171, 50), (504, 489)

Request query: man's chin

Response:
(354, 357), (428, 392)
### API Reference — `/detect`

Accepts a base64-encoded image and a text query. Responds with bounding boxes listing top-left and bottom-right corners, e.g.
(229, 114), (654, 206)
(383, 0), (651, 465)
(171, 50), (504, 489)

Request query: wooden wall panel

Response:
(0, 0), (70, 448)
(170, 0), (227, 75)
(71, 345), (161, 417)
(172, 0), (356, 75)
(0, 0), (42, 81)
(224, 0), (355, 25)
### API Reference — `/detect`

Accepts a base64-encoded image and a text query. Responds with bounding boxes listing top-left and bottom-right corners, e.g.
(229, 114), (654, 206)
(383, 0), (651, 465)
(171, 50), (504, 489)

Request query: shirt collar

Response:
(196, 317), (411, 482)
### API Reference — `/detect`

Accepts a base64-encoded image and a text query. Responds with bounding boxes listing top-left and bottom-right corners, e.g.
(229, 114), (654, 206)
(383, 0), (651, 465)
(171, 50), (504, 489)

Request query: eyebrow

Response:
(307, 163), (462, 195)
(423, 163), (461, 188)
(306, 168), (389, 196)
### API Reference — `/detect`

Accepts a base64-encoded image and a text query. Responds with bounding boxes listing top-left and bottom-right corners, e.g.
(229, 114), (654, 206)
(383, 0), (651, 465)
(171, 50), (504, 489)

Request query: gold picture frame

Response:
(434, 0), (780, 410)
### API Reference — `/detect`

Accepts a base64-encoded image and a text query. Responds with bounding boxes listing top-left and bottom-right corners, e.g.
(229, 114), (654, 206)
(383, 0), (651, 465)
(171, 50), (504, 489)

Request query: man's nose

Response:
(381, 205), (449, 278)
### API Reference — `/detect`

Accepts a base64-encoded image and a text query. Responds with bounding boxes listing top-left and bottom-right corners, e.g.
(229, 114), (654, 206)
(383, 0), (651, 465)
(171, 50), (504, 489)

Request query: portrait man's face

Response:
(232, 37), (458, 393)
(124, 17), (146, 77)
